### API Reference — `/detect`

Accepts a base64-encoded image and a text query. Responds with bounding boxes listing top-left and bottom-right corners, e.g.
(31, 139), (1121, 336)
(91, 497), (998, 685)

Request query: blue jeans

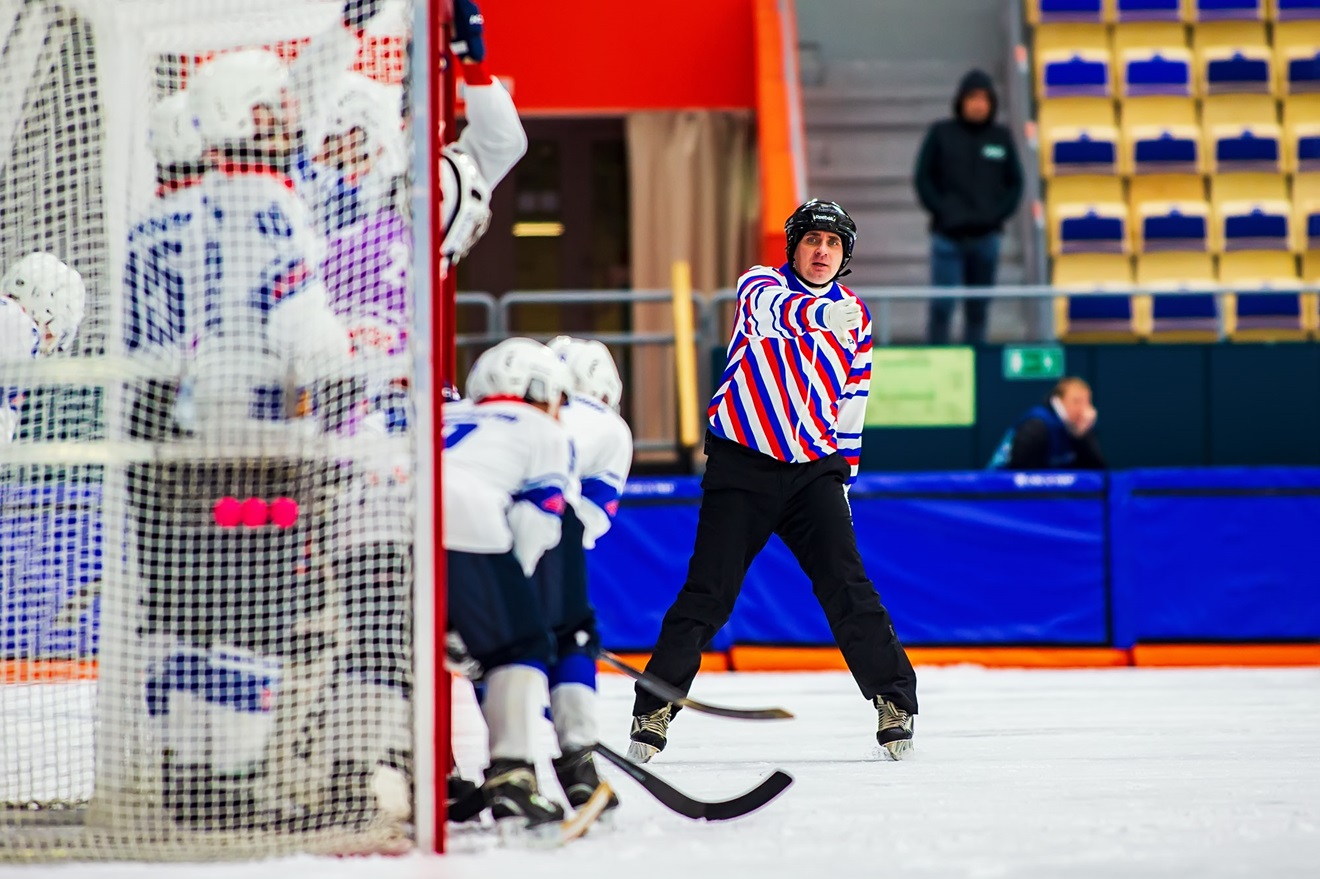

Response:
(928, 232), (1002, 345)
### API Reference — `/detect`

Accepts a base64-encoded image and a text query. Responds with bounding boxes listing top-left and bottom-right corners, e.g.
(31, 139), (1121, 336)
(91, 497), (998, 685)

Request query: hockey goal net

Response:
(0, 0), (446, 860)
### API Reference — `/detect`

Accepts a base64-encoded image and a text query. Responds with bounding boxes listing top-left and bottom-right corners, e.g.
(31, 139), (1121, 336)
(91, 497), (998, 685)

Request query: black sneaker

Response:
(552, 747), (620, 811)
(481, 759), (565, 827)
(874, 697), (914, 760)
(626, 704), (673, 763)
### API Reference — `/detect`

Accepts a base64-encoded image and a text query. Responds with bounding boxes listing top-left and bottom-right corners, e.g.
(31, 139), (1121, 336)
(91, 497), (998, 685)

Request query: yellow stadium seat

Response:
(1192, 20), (1268, 50)
(1304, 249), (1320, 284)
(1138, 251), (1223, 339)
(1036, 23), (1112, 53)
(1039, 97), (1120, 128)
(1052, 254), (1146, 341)
(1205, 121), (1284, 171)
(1219, 250), (1313, 339)
(1050, 200), (1133, 254)
(1121, 94), (1200, 125)
(1028, 0), (1113, 24)
(1136, 198), (1212, 250)
(1211, 198), (1293, 250)
(1112, 22), (1190, 53)
(1211, 170), (1288, 203)
(1273, 21), (1320, 93)
(1122, 122), (1205, 173)
(1201, 93), (1279, 125)
(1294, 173), (1320, 249)
(1050, 174), (1128, 202)
(1129, 173), (1208, 202)
(1283, 94), (1320, 170)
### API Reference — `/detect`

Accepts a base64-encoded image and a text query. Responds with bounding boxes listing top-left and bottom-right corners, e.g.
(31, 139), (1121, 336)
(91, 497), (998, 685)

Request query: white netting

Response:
(0, 0), (429, 860)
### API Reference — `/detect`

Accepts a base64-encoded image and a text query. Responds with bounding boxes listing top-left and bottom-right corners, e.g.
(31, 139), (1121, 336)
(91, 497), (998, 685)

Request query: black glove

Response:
(450, 0), (485, 63)
(343, 0), (383, 30)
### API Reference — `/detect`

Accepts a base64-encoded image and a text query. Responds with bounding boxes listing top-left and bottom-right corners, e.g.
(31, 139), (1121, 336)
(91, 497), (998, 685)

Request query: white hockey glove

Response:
(822, 297), (863, 336)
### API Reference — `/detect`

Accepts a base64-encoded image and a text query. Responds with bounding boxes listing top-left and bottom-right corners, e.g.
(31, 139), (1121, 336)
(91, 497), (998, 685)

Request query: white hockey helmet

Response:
(549, 336), (624, 411)
(1, 252), (86, 355)
(149, 91), (204, 167)
(188, 49), (289, 147)
(465, 337), (568, 411)
(321, 73), (407, 177)
(440, 146), (492, 263)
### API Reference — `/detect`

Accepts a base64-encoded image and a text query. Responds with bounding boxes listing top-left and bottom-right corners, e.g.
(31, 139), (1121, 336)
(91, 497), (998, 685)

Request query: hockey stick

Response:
(592, 742), (793, 821)
(598, 650), (794, 720)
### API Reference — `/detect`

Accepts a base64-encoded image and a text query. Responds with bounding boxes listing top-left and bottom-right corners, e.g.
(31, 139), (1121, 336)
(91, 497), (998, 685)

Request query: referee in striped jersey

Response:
(626, 200), (918, 763)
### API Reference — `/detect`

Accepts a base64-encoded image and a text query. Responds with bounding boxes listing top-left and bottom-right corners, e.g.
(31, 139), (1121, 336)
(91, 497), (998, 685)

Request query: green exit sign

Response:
(1003, 345), (1064, 380)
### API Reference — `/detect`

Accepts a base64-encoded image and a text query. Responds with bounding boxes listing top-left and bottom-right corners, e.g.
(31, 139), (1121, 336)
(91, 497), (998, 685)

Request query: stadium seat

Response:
(1035, 22), (1112, 53)
(1052, 254), (1145, 340)
(1122, 94), (1200, 127)
(1129, 172), (1207, 203)
(1206, 122), (1283, 171)
(1276, 0), (1320, 22)
(1112, 21), (1190, 53)
(1190, 0), (1265, 21)
(1304, 249), (1320, 288)
(1050, 174), (1128, 203)
(1219, 251), (1313, 339)
(1051, 200), (1132, 253)
(1028, 0), (1110, 24)
(1191, 19), (1268, 50)
(1293, 173), (1320, 249)
(1120, 46), (1195, 95)
(1274, 21), (1320, 93)
(1201, 92), (1279, 126)
(1211, 170), (1288, 203)
(1212, 198), (1292, 249)
(1198, 45), (1275, 94)
(1283, 94), (1320, 169)
(1137, 199), (1212, 250)
(1038, 102), (1118, 178)
(1137, 251), (1223, 339)
(1114, 0), (1186, 22)
(1122, 123), (1204, 173)
(1039, 49), (1115, 97)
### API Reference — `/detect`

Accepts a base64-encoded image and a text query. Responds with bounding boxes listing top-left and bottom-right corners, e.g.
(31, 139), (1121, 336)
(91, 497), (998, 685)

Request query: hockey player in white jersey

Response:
(0, 253), (86, 442)
(443, 337), (575, 829)
(539, 336), (632, 811)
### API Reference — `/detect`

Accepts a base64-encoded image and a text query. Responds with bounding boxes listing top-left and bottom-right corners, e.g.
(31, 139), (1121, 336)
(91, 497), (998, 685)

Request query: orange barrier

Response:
(1132, 643), (1320, 667)
(729, 646), (1132, 671)
(753, 0), (805, 267)
(1, 659), (98, 683)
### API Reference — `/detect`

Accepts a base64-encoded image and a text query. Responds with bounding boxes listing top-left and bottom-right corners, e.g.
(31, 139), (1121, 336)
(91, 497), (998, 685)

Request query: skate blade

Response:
(881, 739), (914, 761)
(496, 817), (565, 850)
(625, 741), (658, 764)
(560, 781), (614, 842)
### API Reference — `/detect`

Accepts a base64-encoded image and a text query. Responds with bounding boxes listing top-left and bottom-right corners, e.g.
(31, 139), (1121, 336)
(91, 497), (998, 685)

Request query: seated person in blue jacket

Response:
(989, 377), (1106, 470)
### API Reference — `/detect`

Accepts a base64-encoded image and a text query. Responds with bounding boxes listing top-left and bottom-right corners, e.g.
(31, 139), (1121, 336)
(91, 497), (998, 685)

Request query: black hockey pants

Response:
(634, 433), (918, 716)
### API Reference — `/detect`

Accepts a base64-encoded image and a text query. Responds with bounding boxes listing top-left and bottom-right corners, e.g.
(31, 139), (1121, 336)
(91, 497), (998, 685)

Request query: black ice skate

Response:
(447, 773), (483, 822)
(627, 704), (673, 764)
(481, 759), (565, 828)
(553, 747), (620, 811)
(875, 696), (914, 760)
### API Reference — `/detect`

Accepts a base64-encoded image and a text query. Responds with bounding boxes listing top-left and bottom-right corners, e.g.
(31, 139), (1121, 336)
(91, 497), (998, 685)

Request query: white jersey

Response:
(559, 395), (633, 549)
(441, 80), (526, 219)
(442, 399), (571, 577)
(0, 297), (39, 442)
(124, 170), (349, 433)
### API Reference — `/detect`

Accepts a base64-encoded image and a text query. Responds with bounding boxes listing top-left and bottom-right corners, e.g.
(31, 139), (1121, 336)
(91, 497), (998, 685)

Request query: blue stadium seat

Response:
(1045, 125), (1121, 174)
(1208, 124), (1283, 172)
(1215, 199), (1292, 250)
(1220, 251), (1311, 340)
(1138, 200), (1211, 250)
(1283, 49), (1320, 92)
(1052, 201), (1131, 253)
(1200, 46), (1274, 93)
(1040, 50), (1114, 97)
(1125, 124), (1203, 173)
(1120, 47), (1195, 95)
(1191, 0), (1264, 21)
(1115, 0), (1184, 21)
(1276, 0), (1320, 21)
(1052, 254), (1144, 341)
(1029, 0), (1108, 23)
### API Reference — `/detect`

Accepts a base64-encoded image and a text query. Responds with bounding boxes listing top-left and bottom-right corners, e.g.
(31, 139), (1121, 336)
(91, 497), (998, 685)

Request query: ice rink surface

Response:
(7, 666), (1320, 879)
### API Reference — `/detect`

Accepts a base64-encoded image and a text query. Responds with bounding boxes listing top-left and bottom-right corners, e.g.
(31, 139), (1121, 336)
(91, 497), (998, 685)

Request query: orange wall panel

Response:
(476, 0), (757, 113)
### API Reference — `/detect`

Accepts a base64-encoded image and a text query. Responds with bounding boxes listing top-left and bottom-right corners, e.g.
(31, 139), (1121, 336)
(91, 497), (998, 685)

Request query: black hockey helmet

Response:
(784, 199), (857, 278)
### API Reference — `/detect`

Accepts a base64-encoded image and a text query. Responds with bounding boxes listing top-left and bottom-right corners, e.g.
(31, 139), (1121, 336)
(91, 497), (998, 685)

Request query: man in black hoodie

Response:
(913, 69), (1023, 345)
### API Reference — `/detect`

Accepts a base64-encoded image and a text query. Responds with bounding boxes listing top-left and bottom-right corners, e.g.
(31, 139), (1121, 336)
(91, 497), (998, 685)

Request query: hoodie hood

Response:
(954, 69), (998, 126)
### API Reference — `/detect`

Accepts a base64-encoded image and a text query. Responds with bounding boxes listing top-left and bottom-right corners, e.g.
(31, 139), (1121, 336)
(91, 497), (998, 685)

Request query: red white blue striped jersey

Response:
(708, 263), (871, 482)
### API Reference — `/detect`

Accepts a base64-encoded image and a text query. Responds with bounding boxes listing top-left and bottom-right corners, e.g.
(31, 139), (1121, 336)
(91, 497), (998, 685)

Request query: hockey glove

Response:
(450, 0), (486, 63)
(343, 0), (383, 31)
(821, 297), (863, 336)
